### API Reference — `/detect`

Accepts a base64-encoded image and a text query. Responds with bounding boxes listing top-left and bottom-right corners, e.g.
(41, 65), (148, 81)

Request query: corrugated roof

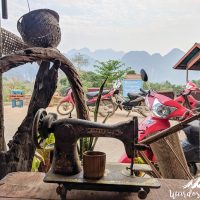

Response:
(174, 43), (200, 70)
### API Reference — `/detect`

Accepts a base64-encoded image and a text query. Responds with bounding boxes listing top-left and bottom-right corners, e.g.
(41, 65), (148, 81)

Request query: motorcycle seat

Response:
(195, 101), (200, 111)
(181, 139), (200, 163)
(123, 96), (144, 107)
(86, 90), (110, 99)
(128, 92), (142, 100)
(183, 125), (200, 146)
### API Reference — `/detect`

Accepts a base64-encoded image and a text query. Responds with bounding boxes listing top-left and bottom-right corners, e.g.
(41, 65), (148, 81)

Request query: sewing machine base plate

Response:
(44, 163), (160, 200)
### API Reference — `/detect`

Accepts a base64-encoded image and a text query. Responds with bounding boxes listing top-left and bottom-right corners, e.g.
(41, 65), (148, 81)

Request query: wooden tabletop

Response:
(0, 172), (199, 200)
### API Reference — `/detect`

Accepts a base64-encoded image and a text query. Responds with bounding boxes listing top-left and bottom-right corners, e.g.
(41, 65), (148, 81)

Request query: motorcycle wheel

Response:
(98, 100), (115, 117)
(57, 102), (74, 115)
(188, 162), (197, 176)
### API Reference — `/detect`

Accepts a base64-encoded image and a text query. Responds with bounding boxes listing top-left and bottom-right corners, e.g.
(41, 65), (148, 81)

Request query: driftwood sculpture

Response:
(0, 47), (89, 179)
(0, 9), (89, 179)
(0, 28), (28, 151)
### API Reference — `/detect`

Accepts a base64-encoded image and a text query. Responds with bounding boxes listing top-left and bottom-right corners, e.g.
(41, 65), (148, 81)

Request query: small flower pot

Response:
(83, 151), (106, 180)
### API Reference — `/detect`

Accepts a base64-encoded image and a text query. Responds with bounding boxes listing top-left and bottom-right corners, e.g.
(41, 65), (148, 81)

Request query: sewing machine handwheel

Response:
(32, 108), (47, 149)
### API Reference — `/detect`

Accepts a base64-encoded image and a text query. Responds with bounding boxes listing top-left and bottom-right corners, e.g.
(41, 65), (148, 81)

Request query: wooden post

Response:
(0, 72), (5, 151)
(0, 18), (6, 151)
(0, 0), (8, 151)
(186, 67), (189, 82)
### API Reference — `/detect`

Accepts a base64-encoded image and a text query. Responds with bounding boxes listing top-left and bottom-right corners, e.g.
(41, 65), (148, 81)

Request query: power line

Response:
(26, 0), (30, 12)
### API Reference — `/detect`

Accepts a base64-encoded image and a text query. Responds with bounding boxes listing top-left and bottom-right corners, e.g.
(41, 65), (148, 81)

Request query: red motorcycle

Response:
(57, 87), (116, 117)
(174, 81), (200, 111)
(119, 70), (199, 175)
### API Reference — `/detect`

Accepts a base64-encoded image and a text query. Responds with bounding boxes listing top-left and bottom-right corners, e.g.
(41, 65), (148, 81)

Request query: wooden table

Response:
(44, 163), (160, 199)
(0, 172), (199, 200)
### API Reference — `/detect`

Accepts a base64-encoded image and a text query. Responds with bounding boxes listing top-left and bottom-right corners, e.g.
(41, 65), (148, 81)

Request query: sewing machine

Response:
(32, 109), (160, 200)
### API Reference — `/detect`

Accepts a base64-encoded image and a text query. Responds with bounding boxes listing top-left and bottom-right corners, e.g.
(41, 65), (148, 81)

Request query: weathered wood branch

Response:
(0, 48), (89, 179)
(0, 47), (89, 120)
(0, 60), (58, 179)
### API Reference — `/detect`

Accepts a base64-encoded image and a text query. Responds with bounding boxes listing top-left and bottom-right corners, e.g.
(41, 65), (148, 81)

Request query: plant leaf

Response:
(94, 77), (108, 122)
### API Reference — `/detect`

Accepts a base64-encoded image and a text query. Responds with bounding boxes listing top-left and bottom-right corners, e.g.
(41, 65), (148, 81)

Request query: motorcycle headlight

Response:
(152, 99), (177, 118)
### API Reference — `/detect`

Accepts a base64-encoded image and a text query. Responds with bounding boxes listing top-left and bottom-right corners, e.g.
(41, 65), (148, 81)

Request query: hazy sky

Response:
(2, 0), (200, 55)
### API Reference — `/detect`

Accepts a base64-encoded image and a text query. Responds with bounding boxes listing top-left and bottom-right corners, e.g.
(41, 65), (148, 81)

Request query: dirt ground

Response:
(3, 104), (185, 162)
(3, 105), (148, 162)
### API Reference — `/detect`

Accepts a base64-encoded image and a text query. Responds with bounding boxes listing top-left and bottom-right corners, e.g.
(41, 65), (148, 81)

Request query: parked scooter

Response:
(174, 81), (200, 111)
(113, 80), (147, 117)
(119, 69), (200, 175)
(57, 87), (116, 117)
(181, 124), (200, 175)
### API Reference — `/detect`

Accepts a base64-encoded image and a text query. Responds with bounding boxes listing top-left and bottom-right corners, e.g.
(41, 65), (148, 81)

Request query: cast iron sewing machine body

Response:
(32, 109), (160, 200)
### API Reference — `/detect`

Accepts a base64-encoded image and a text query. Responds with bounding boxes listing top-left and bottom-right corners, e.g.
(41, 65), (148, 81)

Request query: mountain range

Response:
(4, 47), (200, 84)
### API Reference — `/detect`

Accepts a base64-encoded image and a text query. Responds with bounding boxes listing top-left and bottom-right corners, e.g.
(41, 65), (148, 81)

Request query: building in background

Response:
(122, 73), (142, 97)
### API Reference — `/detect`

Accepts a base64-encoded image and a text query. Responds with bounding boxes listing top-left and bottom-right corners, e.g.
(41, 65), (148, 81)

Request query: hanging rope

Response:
(26, 0), (30, 12)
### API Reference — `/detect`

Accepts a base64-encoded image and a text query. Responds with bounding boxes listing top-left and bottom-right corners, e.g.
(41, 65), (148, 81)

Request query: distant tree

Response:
(57, 76), (70, 96)
(57, 70), (102, 94)
(3, 78), (33, 101)
(127, 69), (136, 74)
(59, 77), (68, 87)
(94, 60), (129, 87)
(71, 53), (89, 71)
(192, 80), (200, 88)
(80, 71), (102, 90)
(143, 81), (183, 93)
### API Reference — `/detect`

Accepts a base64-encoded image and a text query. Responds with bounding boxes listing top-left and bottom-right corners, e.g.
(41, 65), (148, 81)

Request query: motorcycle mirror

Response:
(140, 69), (148, 82)
(113, 80), (121, 89)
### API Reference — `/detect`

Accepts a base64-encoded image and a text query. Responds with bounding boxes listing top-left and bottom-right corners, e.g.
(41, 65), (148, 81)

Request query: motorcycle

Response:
(57, 87), (116, 117)
(174, 81), (200, 111)
(181, 124), (200, 175)
(113, 80), (147, 117)
(119, 69), (200, 175)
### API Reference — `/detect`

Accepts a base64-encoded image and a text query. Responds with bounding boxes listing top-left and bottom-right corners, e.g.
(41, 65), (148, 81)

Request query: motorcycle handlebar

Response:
(140, 88), (148, 95)
(179, 110), (191, 121)
(182, 89), (191, 96)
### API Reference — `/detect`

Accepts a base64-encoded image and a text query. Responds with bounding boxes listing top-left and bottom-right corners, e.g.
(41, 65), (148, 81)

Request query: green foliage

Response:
(79, 71), (102, 91)
(3, 77), (33, 102)
(143, 81), (183, 93)
(57, 70), (103, 94)
(60, 77), (68, 86)
(94, 78), (107, 122)
(94, 60), (129, 87)
(78, 78), (109, 160)
(192, 80), (200, 88)
(57, 76), (70, 96)
(32, 133), (55, 172)
(127, 69), (136, 74)
(59, 86), (69, 96)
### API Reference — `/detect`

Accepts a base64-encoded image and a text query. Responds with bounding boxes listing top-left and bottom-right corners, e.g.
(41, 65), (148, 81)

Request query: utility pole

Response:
(0, 0), (8, 151)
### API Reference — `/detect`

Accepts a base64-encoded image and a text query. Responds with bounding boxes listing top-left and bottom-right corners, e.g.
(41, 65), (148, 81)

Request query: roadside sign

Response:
(122, 79), (143, 97)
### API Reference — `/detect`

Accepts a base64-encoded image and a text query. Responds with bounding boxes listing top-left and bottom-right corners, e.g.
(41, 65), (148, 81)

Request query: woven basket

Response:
(2, 28), (28, 55)
(17, 9), (61, 48)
